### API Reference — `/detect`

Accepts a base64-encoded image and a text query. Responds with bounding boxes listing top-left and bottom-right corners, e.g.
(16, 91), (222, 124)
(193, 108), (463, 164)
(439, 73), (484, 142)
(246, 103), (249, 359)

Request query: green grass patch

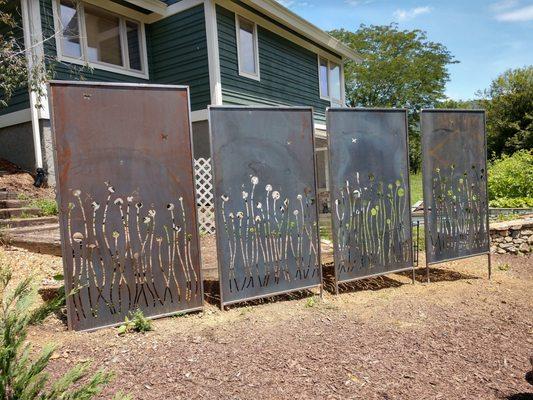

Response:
(30, 198), (58, 216)
(319, 223), (331, 241)
(412, 223), (425, 252)
(409, 173), (423, 206)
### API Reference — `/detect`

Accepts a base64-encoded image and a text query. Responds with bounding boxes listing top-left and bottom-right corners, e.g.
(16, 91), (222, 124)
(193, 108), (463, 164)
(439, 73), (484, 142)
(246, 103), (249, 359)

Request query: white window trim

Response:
(318, 55), (345, 107)
(53, 0), (149, 79)
(235, 14), (260, 81)
(318, 56), (329, 102)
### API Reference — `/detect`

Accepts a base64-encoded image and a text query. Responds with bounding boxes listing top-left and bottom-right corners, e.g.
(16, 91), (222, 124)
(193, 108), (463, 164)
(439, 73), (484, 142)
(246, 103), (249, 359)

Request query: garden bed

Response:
(1, 246), (531, 399)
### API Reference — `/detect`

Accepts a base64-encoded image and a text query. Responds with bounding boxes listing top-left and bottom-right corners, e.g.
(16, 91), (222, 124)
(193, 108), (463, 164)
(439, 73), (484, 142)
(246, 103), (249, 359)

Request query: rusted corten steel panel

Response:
(327, 109), (414, 287)
(421, 110), (490, 264)
(49, 82), (203, 331)
(209, 107), (322, 306)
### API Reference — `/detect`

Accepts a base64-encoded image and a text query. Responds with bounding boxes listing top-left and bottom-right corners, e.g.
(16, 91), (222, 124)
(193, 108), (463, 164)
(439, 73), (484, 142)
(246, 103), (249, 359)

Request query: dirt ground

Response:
(1, 245), (532, 399)
(0, 159), (55, 198)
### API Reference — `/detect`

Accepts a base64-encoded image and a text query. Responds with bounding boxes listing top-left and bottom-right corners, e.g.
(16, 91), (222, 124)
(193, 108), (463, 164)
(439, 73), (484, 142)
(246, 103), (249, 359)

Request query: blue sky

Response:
(276, 0), (533, 100)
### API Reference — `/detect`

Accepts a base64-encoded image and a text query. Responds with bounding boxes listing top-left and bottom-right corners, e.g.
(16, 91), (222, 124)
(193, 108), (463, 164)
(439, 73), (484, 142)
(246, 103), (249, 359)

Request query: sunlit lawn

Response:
(410, 172), (423, 205)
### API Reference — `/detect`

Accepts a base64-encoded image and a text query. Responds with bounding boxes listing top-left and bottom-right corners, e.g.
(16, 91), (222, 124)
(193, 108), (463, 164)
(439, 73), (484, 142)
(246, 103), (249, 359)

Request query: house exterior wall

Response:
(148, 4), (211, 111)
(216, 3), (334, 125)
(0, 122), (35, 172)
(39, 0), (210, 111)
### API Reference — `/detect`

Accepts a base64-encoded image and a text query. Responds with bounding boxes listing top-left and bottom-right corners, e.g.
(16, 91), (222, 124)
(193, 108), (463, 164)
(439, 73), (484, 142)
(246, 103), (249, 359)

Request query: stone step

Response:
(0, 215), (58, 228)
(5, 233), (62, 257)
(2, 223), (60, 235)
(0, 191), (20, 200)
(0, 199), (30, 208)
(0, 207), (41, 219)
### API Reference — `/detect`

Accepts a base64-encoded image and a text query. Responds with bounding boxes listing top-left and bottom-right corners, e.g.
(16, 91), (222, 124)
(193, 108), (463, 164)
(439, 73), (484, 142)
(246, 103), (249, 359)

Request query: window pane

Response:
(330, 63), (341, 102)
(59, 0), (81, 58)
(84, 5), (123, 66)
(319, 58), (329, 98)
(238, 17), (257, 75)
(126, 21), (142, 71)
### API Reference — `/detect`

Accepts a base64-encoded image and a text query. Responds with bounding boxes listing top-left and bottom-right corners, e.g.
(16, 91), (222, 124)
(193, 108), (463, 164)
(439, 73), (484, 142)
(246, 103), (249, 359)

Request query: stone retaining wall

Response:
(490, 217), (533, 255)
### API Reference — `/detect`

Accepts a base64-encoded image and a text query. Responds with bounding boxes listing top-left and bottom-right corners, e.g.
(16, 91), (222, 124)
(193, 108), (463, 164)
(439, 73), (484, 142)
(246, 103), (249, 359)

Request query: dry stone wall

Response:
(490, 217), (533, 255)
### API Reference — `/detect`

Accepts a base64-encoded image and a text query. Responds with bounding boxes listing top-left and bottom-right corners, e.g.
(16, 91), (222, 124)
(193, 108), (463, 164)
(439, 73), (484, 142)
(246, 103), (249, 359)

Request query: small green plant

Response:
(305, 296), (317, 308)
(16, 193), (30, 201)
(498, 263), (510, 271)
(117, 309), (153, 335)
(494, 213), (521, 222)
(30, 198), (58, 216)
(0, 265), (128, 399)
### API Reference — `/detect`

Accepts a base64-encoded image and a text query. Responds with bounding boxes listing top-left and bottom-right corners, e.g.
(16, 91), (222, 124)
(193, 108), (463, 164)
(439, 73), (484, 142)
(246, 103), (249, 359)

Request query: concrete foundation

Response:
(0, 121), (36, 173)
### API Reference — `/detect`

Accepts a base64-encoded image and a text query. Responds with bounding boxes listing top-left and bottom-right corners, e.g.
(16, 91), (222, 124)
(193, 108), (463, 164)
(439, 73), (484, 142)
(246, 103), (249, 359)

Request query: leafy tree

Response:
(0, 0), (49, 108)
(0, 265), (129, 399)
(436, 98), (480, 110)
(330, 24), (457, 171)
(480, 66), (533, 158)
(0, 0), (85, 109)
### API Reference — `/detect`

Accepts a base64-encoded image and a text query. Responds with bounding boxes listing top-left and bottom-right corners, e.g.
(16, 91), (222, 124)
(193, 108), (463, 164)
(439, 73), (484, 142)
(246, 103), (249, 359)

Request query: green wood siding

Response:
(0, 0), (30, 117)
(148, 5), (210, 111)
(39, 0), (210, 111)
(216, 4), (331, 124)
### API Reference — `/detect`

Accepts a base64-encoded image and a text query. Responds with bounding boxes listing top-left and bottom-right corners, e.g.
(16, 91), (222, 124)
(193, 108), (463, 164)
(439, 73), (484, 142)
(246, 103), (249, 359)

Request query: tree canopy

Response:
(330, 24), (457, 171)
(481, 66), (533, 157)
(330, 24), (456, 110)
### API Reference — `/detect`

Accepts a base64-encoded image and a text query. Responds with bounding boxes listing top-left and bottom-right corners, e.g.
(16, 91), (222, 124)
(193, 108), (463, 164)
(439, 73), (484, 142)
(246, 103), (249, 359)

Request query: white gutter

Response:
(20, 0), (44, 169)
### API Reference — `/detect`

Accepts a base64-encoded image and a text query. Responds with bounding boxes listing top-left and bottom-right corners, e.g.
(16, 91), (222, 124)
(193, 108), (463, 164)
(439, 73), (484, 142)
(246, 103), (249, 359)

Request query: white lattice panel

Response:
(194, 157), (215, 234)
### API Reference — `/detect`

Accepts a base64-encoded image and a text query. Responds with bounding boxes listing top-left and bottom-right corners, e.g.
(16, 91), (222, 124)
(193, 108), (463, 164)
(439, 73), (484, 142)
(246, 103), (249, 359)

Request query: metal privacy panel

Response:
(327, 109), (413, 283)
(209, 107), (321, 305)
(49, 82), (203, 331)
(421, 110), (490, 264)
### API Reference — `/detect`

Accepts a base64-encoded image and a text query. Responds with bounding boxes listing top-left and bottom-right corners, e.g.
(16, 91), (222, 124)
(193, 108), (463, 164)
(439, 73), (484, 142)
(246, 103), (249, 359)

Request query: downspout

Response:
(20, 0), (44, 170)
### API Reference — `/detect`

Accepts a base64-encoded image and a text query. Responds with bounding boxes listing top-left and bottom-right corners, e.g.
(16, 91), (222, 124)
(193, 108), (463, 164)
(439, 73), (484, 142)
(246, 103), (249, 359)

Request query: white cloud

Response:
(275, 0), (313, 9)
(495, 4), (533, 21)
(393, 6), (432, 21)
(490, 0), (519, 11)
(276, 0), (294, 7)
(345, 0), (374, 6)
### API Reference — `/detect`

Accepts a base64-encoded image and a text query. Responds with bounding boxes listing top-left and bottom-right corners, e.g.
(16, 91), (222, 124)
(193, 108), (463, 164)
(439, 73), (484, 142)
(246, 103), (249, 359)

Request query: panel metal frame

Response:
(49, 81), (204, 331)
(208, 106), (323, 307)
(420, 109), (491, 281)
(326, 108), (416, 292)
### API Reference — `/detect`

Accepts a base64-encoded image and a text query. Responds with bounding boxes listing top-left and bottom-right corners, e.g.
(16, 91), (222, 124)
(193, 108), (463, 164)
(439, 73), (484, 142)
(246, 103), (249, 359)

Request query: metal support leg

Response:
(488, 253), (492, 280)
(426, 260), (430, 284)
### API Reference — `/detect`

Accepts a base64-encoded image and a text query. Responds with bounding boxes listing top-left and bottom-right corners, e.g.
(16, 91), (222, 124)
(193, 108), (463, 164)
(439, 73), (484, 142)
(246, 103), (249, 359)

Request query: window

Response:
(318, 57), (344, 106)
(58, 0), (81, 58)
(55, 0), (147, 78)
(236, 15), (260, 80)
(319, 58), (328, 98)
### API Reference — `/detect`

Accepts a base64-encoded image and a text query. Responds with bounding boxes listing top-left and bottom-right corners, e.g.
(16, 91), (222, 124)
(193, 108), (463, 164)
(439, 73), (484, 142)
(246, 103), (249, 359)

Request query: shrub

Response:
(0, 265), (128, 399)
(489, 197), (533, 208)
(488, 150), (533, 200)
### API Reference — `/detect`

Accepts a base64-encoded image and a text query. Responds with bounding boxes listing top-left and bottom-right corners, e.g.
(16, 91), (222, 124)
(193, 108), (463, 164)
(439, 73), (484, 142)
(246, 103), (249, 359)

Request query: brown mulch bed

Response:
(2, 246), (532, 399)
(0, 158), (54, 198)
